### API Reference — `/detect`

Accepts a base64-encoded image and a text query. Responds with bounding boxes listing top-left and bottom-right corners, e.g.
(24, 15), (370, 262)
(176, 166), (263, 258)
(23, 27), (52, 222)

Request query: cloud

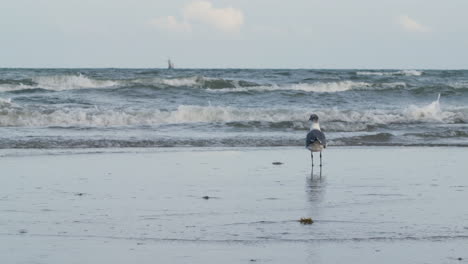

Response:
(150, 1), (244, 33)
(149, 16), (191, 33)
(183, 1), (244, 32)
(397, 15), (430, 33)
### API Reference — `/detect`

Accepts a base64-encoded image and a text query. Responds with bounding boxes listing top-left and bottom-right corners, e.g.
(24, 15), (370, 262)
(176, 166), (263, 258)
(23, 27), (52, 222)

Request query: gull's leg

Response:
(320, 151), (322, 167)
(319, 151), (322, 178)
(310, 152), (314, 177)
(311, 152), (314, 167)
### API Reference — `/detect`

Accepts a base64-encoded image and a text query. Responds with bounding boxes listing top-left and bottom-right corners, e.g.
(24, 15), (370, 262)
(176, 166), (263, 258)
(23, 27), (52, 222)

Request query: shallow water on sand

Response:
(0, 147), (467, 263)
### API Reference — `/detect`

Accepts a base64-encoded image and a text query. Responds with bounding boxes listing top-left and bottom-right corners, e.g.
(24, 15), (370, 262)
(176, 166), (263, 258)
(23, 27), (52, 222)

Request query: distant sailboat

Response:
(167, 59), (174, 69)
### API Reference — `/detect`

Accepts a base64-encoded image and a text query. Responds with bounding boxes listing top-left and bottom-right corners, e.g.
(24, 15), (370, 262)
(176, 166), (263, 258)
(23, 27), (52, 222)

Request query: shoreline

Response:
(1, 144), (468, 157)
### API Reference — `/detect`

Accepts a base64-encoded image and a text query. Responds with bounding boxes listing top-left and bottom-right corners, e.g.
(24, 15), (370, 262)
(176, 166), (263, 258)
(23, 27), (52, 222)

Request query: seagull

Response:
(305, 114), (327, 169)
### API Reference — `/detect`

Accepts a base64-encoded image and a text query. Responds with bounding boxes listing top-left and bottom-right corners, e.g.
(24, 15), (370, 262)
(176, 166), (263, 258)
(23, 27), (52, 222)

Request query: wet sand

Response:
(1, 147), (467, 263)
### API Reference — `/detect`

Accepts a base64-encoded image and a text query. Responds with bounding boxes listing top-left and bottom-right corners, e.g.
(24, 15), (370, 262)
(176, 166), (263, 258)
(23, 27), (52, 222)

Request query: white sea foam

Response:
(32, 74), (118, 91)
(357, 70), (423, 76)
(0, 97), (13, 107)
(0, 96), (465, 128)
(402, 70), (423, 76)
(130, 76), (201, 87)
(0, 74), (118, 92)
(206, 81), (371, 93)
(448, 81), (468, 89)
(0, 75), (215, 92)
(0, 75), (405, 93)
(0, 106), (305, 127)
(166, 105), (301, 123)
(380, 82), (407, 88)
(160, 77), (199, 87)
(403, 94), (452, 122)
(316, 94), (462, 124)
(0, 83), (36, 92)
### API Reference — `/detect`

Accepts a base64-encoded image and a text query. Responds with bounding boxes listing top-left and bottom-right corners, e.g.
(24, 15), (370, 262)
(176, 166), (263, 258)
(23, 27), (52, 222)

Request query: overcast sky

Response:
(2, 0), (468, 68)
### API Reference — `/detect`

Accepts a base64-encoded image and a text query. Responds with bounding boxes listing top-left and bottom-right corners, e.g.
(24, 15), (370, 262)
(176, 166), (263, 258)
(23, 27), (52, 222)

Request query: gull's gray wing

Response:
(306, 129), (327, 147)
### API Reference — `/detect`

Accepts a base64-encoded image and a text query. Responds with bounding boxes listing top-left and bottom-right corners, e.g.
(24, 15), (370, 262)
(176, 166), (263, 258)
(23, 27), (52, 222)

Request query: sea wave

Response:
(0, 97), (13, 107)
(206, 81), (371, 93)
(448, 81), (468, 89)
(0, 75), (413, 94)
(404, 130), (468, 138)
(316, 98), (464, 125)
(0, 96), (465, 128)
(32, 74), (119, 90)
(208, 81), (412, 93)
(0, 75), (264, 92)
(0, 82), (38, 92)
(0, 74), (118, 92)
(356, 70), (423, 76)
(2, 130), (468, 149)
(146, 76), (261, 89)
(0, 137), (303, 149)
(0, 105), (305, 127)
(2, 73), (468, 95)
(161, 77), (199, 87)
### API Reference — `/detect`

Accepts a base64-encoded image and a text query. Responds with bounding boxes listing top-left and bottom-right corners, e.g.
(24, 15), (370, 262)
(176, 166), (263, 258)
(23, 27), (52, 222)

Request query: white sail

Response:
(168, 59), (174, 69)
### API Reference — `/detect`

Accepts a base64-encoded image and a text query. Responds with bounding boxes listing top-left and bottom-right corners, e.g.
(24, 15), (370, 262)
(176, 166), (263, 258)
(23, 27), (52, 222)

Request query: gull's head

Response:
(308, 114), (321, 131)
(309, 114), (319, 123)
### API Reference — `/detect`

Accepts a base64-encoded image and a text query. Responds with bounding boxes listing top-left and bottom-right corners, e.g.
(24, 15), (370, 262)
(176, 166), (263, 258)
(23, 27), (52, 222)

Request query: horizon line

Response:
(1, 67), (468, 70)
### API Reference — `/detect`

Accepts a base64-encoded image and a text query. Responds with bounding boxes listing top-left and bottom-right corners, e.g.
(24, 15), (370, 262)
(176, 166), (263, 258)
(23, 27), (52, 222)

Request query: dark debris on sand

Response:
(299, 218), (314, 225)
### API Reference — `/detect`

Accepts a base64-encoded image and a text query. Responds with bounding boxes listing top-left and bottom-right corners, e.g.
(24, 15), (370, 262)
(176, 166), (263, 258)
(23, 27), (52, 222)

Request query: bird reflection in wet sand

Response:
(306, 175), (327, 204)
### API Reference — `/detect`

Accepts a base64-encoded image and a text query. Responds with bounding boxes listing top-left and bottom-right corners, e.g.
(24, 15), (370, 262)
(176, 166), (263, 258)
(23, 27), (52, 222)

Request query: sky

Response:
(1, 0), (468, 69)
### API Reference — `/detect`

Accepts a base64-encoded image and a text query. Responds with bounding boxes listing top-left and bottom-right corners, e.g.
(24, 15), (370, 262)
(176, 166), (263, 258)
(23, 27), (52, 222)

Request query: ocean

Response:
(1, 68), (467, 149)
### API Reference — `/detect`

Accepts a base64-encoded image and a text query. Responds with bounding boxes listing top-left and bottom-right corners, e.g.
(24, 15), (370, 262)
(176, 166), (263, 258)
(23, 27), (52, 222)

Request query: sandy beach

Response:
(1, 147), (467, 263)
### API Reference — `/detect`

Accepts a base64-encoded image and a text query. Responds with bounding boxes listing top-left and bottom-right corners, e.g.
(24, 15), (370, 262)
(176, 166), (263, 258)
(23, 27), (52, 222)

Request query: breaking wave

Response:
(2, 69), (468, 149)
(0, 96), (465, 128)
(356, 70), (423, 76)
(0, 97), (13, 107)
(317, 95), (466, 125)
(150, 76), (261, 89)
(0, 75), (263, 92)
(0, 74), (118, 91)
(206, 81), (371, 93)
(32, 74), (119, 90)
(0, 105), (307, 127)
(2, 73), (467, 95)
